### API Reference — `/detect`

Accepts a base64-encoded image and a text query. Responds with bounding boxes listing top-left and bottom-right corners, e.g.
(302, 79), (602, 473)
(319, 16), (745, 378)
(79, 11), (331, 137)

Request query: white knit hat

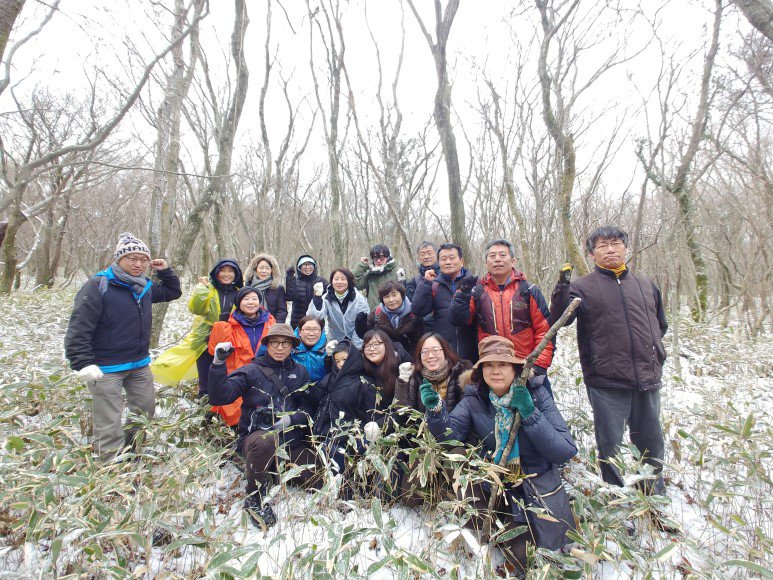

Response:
(114, 232), (151, 261)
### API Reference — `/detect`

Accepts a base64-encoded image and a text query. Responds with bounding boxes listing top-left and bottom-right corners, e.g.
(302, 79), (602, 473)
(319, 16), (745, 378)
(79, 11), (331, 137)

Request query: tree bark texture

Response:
(535, 0), (588, 277)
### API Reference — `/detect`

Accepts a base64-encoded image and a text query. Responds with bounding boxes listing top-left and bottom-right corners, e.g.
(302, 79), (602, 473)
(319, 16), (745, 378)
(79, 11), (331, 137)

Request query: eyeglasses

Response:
(593, 240), (625, 251)
(364, 341), (385, 351)
(301, 327), (321, 333)
(268, 340), (292, 348)
(371, 254), (387, 260)
(420, 347), (443, 356)
(124, 256), (150, 264)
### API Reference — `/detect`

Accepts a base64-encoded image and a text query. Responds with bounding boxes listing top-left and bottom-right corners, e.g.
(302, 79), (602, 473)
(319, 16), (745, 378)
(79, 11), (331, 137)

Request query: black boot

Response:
(244, 494), (277, 531)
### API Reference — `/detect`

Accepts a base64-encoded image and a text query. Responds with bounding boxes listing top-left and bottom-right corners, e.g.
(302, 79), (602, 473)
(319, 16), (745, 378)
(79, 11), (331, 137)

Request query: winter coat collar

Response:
(245, 254), (282, 289)
(95, 267), (152, 301)
(594, 264), (630, 279)
(255, 353), (297, 371)
(437, 267), (469, 288)
(480, 269), (525, 290)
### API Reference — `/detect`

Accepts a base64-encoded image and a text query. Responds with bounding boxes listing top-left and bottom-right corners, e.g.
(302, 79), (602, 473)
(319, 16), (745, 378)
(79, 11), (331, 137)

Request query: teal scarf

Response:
(489, 387), (520, 466)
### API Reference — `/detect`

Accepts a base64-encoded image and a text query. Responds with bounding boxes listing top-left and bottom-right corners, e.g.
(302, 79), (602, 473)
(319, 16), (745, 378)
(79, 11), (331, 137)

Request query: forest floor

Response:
(0, 288), (771, 578)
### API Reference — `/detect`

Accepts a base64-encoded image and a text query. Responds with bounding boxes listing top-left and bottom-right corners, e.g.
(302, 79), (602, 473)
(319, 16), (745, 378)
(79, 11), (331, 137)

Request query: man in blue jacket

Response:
(65, 232), (182, 461)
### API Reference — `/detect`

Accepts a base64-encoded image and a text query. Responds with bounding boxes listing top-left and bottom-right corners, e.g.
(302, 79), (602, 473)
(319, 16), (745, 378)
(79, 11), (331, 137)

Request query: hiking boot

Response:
(244, 496), (277, 531)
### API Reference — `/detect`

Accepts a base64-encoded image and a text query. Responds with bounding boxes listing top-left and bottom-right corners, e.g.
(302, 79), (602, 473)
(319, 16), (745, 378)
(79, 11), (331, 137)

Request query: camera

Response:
(248, 407), (275, 433)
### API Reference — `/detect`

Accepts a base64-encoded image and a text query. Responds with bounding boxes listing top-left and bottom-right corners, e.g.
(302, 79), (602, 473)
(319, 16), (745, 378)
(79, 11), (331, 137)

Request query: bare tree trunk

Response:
(406, 0), (467, 256)
(535, 0), (587, 276)
(149, 0), (203, 259)
(734, 0), (773, 41)
(0, 208), (24, 293)
(308, 0), (346, 265)
(171, 0), (249, 271)
(0, 0), (24, 62)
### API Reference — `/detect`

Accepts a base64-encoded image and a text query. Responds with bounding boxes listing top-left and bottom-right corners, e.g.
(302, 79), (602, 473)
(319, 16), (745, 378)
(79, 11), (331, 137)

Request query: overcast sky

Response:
(3, 0), (752, 212)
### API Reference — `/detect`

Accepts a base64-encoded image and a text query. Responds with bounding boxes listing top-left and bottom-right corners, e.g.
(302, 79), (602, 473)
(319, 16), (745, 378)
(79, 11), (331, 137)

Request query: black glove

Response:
(214, 342), (235, 362)
(558, 263), (572, 285)
(286, 266), (295, 276)
(218, 311), (231, 322)
(458, 275), (479, 295)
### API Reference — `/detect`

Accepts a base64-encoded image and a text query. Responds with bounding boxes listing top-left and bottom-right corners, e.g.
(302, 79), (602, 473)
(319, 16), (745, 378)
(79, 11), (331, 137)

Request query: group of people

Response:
(64, 225), (670, 572)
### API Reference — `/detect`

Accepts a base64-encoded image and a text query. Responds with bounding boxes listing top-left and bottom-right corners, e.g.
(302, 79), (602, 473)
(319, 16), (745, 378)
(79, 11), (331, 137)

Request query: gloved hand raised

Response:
(313, 282), (324, 297)
(77, 365), (103, 382)
(558, 263), (572, 285)
(325, 340), (339, 357)
(213, 342), (235, 364)
(508, 384), (535, 419)
(396, 267), (406, 281)
(364, 421), (381, 442)
(286, 266), (295, 276)
(458, 275), (479, 295)
(398, 362), (414, 382)
(419, 379), (441, 411)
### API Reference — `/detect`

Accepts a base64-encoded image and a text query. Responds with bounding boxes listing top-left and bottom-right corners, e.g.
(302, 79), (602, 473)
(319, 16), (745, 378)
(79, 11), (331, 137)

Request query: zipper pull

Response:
(617, 278), (621, 285)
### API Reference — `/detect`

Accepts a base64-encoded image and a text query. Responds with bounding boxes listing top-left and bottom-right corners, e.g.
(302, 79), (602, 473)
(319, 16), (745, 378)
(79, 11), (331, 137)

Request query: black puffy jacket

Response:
(65, 267), (182, 370)
(286, 256), (327, 328)
(309, 342), (377, 439)
(208, 354), (313, 453)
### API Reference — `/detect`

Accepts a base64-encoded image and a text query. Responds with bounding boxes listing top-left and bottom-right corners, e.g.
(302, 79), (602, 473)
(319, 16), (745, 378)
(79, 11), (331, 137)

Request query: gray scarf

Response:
(250, 276), (273, 305)
(111, 262), (149, 296)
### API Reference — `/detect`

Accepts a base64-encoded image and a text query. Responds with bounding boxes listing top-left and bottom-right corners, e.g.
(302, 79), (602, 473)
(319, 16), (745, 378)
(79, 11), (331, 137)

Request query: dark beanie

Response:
(235, 286), (261, 311)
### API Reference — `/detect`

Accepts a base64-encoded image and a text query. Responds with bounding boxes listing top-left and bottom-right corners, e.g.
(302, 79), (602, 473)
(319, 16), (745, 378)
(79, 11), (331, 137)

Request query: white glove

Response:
(398, 362), (414, 382)
(325, 340), (339, 357)
(77, 365), (103, 382)
(364, 421), (382, 442)
(271, 415), (292, 431)
(396, 268), (406, 281)
(213, 341), (235, 363)
(313, 282), (324, 297)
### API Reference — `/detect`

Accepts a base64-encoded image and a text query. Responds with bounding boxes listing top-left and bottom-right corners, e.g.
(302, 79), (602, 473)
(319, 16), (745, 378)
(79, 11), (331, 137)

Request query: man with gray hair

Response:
(550, 225), (668, 497)
(450, 238), (554, 394)
(405, 240), (440, 331)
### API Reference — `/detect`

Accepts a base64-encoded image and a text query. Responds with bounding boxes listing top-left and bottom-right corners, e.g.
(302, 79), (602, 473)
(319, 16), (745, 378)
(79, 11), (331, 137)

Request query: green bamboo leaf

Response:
(723, 559), (772, 577)
(367, 556), (395, 575)
(652, 542), (677, 561)
(741, 413), (754, 438)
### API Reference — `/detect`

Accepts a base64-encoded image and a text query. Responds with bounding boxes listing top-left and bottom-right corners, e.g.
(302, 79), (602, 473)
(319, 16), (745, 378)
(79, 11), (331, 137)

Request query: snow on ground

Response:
(0, 287), (771, 578)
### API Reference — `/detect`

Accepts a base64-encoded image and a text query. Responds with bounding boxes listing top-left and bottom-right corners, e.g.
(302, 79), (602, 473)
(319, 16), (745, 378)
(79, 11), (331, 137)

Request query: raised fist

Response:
(214, 342), (235, 363)
(398, 362), (414, 382)
(313, 282), (324, 297)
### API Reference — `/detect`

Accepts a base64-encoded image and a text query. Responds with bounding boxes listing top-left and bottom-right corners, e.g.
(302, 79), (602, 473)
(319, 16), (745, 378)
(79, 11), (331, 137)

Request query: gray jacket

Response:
(307, 286), (370, 348)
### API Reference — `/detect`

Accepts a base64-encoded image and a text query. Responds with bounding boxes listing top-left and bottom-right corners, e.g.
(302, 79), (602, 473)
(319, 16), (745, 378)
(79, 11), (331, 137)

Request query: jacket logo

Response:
(288, 374), (297, 379)
(513, 300), (528, 310)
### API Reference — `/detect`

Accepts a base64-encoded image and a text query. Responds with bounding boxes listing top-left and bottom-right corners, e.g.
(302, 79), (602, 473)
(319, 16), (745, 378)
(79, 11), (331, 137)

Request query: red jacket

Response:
(207, 311), (276, 425)
(450, 270), (554, 369)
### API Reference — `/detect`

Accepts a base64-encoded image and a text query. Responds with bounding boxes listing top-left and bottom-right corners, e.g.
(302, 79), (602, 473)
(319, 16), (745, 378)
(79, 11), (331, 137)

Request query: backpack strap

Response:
(98, 275), (109, 298)
(518, 280), (533, 322)
(257, 365), (290, 398)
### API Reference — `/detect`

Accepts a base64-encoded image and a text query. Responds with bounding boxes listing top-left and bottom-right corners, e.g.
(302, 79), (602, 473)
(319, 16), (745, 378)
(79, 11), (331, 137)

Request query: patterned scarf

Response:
(488, 387), (520, 466)
(110, 262), (148, 296)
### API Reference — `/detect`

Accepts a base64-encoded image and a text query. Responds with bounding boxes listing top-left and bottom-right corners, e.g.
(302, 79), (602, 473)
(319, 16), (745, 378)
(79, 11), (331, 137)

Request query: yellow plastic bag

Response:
(188, 283), (221, 323)
(151, 320), (211, 386)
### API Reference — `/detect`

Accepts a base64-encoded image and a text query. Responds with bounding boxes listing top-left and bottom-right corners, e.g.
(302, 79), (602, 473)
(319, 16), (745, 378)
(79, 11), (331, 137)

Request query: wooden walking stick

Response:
(483, 297), (581, 541)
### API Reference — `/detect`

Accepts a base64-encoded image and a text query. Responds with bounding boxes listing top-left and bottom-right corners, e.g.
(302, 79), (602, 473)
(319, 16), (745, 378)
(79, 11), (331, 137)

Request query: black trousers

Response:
(586, 386), (666, 494)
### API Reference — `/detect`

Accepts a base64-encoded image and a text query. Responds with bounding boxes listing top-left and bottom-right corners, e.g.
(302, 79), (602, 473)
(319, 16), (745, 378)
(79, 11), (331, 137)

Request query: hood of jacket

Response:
(328, 339), (366, 385)
(296, 254), (320, 279)
(244, 253), (281, 289)
(209, 258), (244, 290)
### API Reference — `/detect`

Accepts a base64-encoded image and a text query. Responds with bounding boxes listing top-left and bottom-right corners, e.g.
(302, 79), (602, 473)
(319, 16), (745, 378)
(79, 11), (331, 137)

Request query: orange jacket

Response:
(207, 310), (276, 425)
